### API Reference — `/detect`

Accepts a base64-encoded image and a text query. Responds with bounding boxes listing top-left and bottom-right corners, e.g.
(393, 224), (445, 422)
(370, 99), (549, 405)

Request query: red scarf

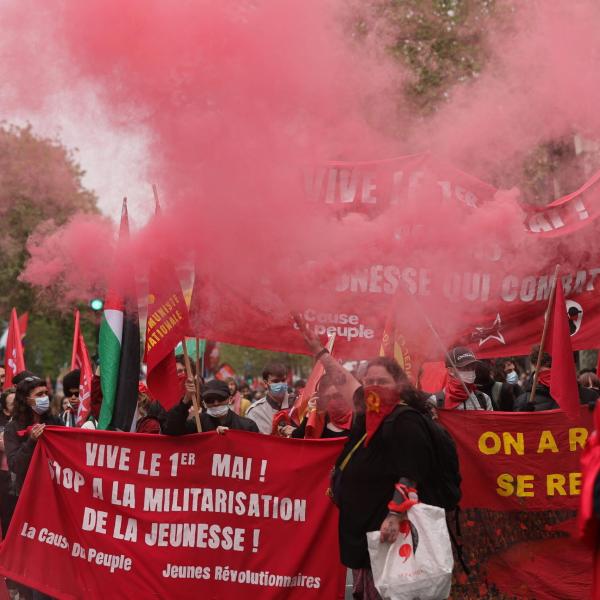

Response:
(537, 369), (552, 388)
(444, 376), (477, 409)
(231, 392), (243, 415)
(364, 386), (400, 446)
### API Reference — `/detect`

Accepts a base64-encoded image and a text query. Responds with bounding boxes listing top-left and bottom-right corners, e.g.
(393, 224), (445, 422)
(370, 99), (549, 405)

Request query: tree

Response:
(0, 123), (99, 376)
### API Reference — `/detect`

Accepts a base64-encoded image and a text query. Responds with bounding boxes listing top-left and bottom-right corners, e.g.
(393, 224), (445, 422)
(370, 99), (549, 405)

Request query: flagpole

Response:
(182, 338), (202, 432)
(528, 264), (561, 405)
(71, 310), (80, 370)
(194, 337), (201, 398)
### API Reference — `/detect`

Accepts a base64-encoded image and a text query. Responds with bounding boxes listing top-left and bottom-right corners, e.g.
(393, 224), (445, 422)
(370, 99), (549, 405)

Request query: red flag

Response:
(547, 279), (579, 419)
(215, 363), (235, 381)
(71, 310), (93, 426)
(379, 296), (423, 383)
(290, 334), (336, 426)
(144, 197), (192, 410)
(4, 308), (25, 389)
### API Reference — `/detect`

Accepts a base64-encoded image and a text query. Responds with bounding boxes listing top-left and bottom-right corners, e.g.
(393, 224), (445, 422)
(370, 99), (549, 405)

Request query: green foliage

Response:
(356, 0), (500, 113)
(219, 344), (313, 380)
(0, 124), (99, 376)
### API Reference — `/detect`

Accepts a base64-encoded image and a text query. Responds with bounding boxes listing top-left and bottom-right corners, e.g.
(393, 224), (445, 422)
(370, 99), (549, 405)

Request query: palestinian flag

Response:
(97, 199), (141, 431)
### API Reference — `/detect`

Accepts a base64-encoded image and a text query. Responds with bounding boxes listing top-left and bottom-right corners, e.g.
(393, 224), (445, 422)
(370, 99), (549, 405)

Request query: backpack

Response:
(382, 405), (462, 511)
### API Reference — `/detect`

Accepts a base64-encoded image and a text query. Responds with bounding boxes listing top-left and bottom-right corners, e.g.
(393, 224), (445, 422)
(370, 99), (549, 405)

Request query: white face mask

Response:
(457, 370), (476, 384)
(206, 404), (229, 418)
(32, 395), (50, 415)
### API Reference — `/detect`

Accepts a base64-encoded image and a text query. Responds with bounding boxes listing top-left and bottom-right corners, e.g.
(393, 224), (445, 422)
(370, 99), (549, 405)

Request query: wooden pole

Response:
(195, 337), (201, 398)
(182, 338), (202, 432)
(528, 264), (561, 404)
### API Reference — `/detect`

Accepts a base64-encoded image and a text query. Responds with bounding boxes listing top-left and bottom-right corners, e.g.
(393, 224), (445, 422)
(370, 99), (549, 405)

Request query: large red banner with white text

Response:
(190, 154), (600, 360)
(0, 429), (345, 599)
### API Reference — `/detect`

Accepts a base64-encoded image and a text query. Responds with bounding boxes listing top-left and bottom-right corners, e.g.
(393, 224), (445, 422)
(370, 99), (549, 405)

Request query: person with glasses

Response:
(60, 369), (81, 427)
(162, 379), (259, 435)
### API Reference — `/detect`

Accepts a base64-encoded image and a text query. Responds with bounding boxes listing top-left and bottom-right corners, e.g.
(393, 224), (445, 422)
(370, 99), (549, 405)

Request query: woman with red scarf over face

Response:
(295, 315), (439, 600)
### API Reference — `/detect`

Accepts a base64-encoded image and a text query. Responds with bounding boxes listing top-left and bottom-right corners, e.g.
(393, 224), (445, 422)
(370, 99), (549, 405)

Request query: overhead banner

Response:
(0, 429), (345, 600)
(439, 408), (594, 599)
(191, 154), (600, 360)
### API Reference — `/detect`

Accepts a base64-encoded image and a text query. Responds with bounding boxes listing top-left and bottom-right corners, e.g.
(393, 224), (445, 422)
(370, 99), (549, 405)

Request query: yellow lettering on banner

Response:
(147, 316), (156, 329)
(569, 472), (582, 495)
(537, 430), (559, 453)
(478, 432), (501, 455)
(516, 474), (535, 497)
(569, 428), (588, 451)
(496, 474), (514, 496)
(502, 432), (524, 455)
(547, 474), (566, 495)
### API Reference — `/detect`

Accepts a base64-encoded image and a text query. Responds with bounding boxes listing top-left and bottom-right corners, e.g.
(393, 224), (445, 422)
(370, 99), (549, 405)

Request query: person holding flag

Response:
(60, 369), (81, 427)
(163, 379), (258, 435)
(291, 374), (352, 439)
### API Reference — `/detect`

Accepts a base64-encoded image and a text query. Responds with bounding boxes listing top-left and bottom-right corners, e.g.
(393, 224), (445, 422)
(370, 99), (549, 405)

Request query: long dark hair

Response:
(13, 376), (44, 426)
(365, 357), (431, 414)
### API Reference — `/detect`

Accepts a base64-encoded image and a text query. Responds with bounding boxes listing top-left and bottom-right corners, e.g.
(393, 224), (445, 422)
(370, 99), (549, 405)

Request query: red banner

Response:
(438, 407), (594, 511)
(190, 154), (600, 360)
(439, 408), (594, 599)
(0, 429), (344, 599)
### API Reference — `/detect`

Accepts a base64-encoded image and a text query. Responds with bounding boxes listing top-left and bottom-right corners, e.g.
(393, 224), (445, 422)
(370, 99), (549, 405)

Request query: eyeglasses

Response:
(64, 390), (79, 398)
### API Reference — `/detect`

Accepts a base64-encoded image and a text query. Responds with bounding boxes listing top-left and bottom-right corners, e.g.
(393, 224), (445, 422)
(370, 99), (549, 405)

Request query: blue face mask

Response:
(269, 382), (288, 396)
(505, 371), (519, 384)
(32, 395), (50, 415)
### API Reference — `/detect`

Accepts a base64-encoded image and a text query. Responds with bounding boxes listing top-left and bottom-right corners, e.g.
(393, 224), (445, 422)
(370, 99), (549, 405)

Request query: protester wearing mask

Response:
(336, 358), (440, 599)
(60, 369), (81, 427)
(292, 375), (352, 439)
(245, 363), (292, 435)
(4, 377), (62, 495)
(435, 346), (493, 410)
(163, 379), (258, 435)
(503, 360), (521, 386)
(475, 360), (515, 412)
(515, 346), (558, 411)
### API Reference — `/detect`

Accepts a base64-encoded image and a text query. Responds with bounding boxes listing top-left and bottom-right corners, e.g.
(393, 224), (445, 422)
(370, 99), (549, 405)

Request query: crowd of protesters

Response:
(0, 327), (599, 600)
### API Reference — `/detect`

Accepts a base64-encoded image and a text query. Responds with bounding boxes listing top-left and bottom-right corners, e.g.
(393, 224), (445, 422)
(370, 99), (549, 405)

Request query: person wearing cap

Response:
(435, 346), (493, 410)
(162, 379), (259, 435)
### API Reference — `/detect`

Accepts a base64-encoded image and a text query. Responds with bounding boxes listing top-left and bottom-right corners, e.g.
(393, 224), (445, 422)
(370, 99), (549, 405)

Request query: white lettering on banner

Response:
(331, 265), (600, 304)
(85, 443), (131, 471)
(292, 311), (374, 341)
(142, 487), (307, 522)
(304, 166), (483, 207)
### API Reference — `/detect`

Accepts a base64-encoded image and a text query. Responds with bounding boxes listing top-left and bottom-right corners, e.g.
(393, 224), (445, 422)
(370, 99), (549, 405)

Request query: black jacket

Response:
(337, 406), (437, 569)
(5, 414), (62, 494)
(515, 382), (558, 412)
(162, 401), (259, 435)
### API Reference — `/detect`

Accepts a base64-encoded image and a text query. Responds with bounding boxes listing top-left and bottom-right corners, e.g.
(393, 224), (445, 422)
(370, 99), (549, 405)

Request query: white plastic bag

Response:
(367, 503), (453, 600)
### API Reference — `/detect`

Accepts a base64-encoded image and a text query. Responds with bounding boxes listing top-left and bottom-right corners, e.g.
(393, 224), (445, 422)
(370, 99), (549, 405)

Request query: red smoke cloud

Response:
(7, 0), (600, 353)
